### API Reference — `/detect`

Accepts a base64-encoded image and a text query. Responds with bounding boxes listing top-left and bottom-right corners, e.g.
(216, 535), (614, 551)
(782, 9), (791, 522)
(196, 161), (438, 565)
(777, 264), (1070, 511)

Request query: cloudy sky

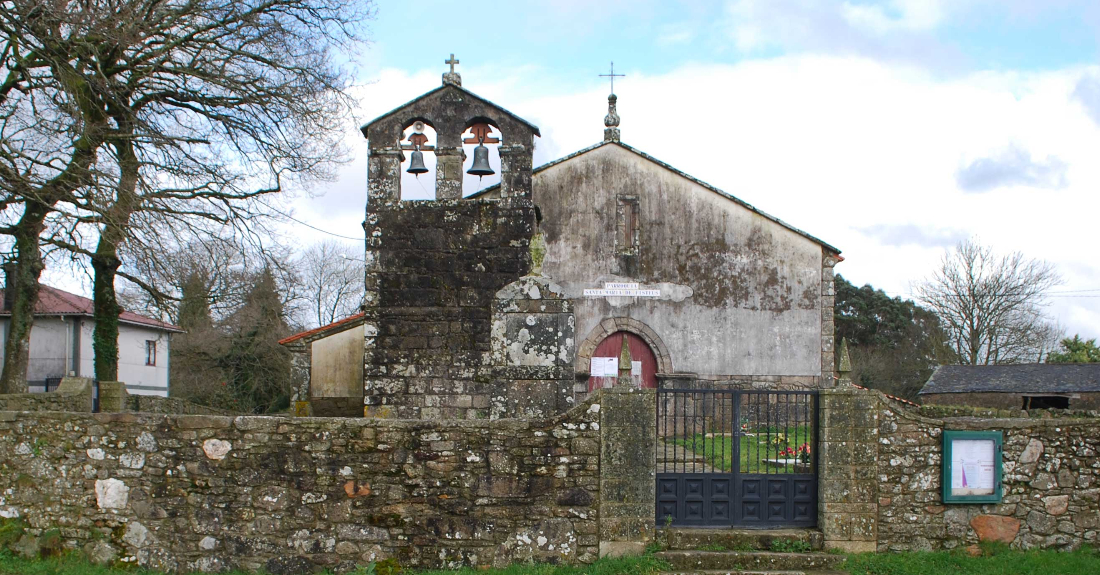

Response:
(101, 0), (1100, 337)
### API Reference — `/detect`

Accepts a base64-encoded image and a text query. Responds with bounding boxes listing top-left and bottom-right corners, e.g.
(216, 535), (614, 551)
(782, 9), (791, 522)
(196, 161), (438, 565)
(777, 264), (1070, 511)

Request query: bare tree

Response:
(913, 239), (1063, 365)
(116, 234), (255, 323)
(117, 232), (306, 328)
(0, 0), (373, 387)
(295, 240), (364, 328)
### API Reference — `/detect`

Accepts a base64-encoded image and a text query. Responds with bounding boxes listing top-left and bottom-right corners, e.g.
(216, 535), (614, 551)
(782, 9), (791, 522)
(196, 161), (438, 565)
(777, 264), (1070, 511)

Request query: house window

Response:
(145, 340), (157, 366)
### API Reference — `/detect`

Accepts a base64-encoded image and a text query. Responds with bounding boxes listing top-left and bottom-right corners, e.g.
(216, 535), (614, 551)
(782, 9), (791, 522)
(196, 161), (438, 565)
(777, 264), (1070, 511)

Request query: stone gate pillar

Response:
(598, 386), (656, 557)
(819, 387), (880, 552)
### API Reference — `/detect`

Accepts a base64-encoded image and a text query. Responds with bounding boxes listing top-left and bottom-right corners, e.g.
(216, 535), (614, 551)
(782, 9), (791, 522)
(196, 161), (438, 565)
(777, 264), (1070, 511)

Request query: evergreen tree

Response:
(218, 268), (294, 413)
(177, 273), (214, 332)
(1047, 335), (1100, 363)
(170, 273), (229, 406)
(835, 274), (956, 399)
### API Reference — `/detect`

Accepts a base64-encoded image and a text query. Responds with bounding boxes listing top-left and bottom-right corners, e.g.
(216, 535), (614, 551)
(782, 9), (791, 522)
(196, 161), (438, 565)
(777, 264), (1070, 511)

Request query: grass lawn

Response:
(668, 425), (813, 473)
(414, 554), (668, 575)
(4, 547), (1100, 575)
(845, 546), (1100, 575)
(0, 552), (669, 575)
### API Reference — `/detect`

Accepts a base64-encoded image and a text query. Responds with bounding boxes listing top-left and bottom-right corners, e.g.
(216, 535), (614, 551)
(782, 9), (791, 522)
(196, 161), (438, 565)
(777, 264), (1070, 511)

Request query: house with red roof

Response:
(0, 284), (182, 395)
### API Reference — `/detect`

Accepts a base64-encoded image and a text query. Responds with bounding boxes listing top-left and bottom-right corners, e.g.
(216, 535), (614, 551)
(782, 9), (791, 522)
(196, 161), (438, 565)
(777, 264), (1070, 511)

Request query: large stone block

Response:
(970, 515), (1020, 544)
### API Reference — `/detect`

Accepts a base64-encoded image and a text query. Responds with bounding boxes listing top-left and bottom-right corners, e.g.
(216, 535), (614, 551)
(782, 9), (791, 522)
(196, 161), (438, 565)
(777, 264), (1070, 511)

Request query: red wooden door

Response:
(587, 331), (658, 391)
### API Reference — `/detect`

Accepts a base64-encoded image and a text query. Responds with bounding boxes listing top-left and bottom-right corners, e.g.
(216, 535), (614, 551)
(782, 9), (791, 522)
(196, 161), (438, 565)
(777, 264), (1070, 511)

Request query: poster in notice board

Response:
(943, 430), (1003, 504)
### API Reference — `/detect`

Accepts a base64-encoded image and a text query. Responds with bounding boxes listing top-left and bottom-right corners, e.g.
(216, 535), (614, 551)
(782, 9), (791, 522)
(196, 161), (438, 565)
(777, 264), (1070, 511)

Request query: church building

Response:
(284, 58), (841, 418)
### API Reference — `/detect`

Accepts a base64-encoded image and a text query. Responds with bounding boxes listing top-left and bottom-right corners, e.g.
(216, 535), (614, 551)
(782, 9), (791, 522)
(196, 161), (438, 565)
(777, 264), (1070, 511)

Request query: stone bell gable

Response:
(358, 67), (574, 420)
(359, 82), (540, 202)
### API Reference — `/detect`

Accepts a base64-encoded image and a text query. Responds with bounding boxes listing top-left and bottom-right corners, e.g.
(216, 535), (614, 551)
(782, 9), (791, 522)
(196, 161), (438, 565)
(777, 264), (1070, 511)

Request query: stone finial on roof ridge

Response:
(604, 94), (620, 142)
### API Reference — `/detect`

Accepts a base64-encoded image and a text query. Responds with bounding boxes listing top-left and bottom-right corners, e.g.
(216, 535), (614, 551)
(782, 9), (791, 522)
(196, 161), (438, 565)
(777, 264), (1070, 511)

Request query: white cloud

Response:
(955, 145), (1069, 192)
(657, 23), (696, 47)
(720, 0), (966, 68)
(841, 0), (948, 34)
(857, 224), (968, 248)
(1073, 72), (1100, 126)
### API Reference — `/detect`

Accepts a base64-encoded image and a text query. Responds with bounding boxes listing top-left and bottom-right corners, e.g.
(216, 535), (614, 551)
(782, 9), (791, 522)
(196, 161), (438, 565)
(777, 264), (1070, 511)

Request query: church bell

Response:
(467, 143), (495, 177)
(406, 149), (428, 175)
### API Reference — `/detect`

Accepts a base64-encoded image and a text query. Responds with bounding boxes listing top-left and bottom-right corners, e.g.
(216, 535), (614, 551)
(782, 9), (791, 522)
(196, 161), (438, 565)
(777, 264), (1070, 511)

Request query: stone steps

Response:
(659, 528), (824, 551)
(655, 550), (845, 572)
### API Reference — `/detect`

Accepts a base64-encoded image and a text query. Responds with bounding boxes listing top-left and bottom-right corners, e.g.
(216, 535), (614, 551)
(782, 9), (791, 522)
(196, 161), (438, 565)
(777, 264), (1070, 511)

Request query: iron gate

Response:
(655, 387), (818, 528)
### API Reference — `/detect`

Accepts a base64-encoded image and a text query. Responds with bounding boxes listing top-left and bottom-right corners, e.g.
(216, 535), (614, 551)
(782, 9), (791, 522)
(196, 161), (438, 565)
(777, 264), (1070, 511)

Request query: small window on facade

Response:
(145, 340), (157, 366)
(616, 196), (639, 255)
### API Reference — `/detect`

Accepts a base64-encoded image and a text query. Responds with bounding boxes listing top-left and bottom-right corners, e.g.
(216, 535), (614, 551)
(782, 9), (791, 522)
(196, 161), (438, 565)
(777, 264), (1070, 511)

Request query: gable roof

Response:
(0, 285), (182, 332)
(279, 312), (366, 346)
(919, 364), (1100, 395)
(360, 84), (541, 138)
(467, 140), (840, 255)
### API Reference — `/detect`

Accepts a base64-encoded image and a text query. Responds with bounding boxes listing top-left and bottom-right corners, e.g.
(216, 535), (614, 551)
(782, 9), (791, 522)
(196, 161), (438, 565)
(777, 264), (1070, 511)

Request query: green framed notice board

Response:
(942, 430), (1003, 504)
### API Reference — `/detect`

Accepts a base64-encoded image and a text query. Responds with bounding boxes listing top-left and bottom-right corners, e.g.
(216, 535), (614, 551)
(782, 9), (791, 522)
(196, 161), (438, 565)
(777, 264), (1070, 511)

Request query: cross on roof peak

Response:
(443, 53), (462, 86)
(599, 61), (625, 95)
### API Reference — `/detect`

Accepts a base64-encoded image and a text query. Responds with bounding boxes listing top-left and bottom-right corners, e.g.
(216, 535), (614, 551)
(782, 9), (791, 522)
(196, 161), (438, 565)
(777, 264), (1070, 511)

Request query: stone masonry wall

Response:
(489, 276), (576, 418)
(125, 395), (238, 417)
(0, 394), (620, 573)
(818, 388), (880, 552)
(0, 378), (234, 417)
(877, 408), (1100, 552)
(0, 376), (94, 413)
(364, 198), (572, 420)
(819, 387), (1100, 553)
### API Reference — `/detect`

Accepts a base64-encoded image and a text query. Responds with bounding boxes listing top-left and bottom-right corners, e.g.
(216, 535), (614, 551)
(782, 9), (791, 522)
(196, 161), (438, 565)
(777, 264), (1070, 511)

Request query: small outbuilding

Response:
(279, 313), (367, 417)
(919, 364), (1100, 410)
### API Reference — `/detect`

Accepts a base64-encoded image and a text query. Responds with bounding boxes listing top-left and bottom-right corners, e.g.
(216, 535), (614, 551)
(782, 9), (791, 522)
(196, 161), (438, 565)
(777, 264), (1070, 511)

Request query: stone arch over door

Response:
(576, 317), (673, 376)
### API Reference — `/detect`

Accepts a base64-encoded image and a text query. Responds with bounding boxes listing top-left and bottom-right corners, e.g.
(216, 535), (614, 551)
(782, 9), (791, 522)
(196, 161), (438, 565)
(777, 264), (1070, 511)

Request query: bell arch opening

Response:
(400, 120), (438, 200)
(461, 119), (502, 197)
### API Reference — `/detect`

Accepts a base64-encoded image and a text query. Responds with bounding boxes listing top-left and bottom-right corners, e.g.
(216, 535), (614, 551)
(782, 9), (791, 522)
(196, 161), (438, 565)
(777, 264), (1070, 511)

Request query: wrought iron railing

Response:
(656, 386), (818, 476)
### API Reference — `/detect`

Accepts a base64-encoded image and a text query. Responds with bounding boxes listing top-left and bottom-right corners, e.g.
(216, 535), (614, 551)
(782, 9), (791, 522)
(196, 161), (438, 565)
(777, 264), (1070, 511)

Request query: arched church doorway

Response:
(587, 331), (658, 391)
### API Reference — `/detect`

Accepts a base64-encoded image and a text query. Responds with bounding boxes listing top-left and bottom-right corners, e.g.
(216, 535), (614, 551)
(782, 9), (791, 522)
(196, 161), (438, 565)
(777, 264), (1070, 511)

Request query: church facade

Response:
(288, 62), (841, 418)
(473, 137), (841, 400)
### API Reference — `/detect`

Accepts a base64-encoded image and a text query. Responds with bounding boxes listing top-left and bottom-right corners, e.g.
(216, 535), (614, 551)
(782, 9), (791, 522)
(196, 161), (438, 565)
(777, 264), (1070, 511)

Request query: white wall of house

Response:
(0, 316), (171, 396)
(77, 321), (171, 397)
(0, 316), (77, 391)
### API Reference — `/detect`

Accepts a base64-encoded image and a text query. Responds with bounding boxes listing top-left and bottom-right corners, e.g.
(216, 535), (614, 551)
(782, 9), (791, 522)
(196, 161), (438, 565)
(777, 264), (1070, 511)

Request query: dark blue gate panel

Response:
(655, 474), (734, 527)
(656, 389), (819, 529)
(734, 474), (817, 527)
